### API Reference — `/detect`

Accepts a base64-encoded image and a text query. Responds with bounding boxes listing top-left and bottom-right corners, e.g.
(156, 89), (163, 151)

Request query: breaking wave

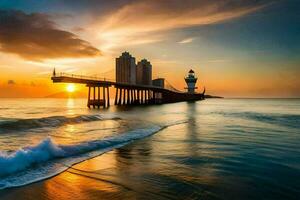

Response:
(0, 115), (120, 132)
(0, 125), (163, 189)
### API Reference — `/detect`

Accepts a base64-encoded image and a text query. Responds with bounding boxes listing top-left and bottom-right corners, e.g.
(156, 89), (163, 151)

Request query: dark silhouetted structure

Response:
(152, 78), (165, 88)
(116, 52), (136, 84)
(136, 59), (152, 85)
(52, 52), (205, 108)
(185, 69), (198, 93)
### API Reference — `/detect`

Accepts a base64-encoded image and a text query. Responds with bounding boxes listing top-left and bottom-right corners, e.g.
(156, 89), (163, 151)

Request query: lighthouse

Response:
(185, 69), (198, 93)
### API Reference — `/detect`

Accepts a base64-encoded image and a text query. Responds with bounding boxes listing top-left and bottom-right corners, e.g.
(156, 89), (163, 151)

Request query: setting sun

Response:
(66, 84), (75, 93)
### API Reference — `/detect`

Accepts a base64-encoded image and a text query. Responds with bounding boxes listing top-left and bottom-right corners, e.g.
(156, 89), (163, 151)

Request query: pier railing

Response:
(53, 72), (115, 82)
(53, 72), (188, 93)
(51, 71), (205, 108)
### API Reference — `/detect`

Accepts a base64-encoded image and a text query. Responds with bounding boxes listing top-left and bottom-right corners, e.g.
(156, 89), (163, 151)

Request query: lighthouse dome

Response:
(189, 69), (194, 73)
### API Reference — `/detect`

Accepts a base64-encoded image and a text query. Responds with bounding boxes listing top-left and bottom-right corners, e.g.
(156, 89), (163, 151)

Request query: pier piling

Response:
(87, 85), (111, 108)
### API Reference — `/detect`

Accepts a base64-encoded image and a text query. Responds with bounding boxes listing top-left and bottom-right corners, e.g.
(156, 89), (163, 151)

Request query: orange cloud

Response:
(101, 0), (268, 31)
(91, 0), (273, 51)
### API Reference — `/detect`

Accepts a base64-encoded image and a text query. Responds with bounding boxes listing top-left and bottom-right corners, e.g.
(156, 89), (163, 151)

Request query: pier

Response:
(51, 73), (205, 108)
(51, 52), (205, 108)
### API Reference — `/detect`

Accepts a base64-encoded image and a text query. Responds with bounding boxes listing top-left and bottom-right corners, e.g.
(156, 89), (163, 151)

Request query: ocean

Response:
(0, 98), (299, 199)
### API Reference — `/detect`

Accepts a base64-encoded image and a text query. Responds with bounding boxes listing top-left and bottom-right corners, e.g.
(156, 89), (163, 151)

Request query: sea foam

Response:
(0, 125), (162, 189)
(0, 138), (65, 177)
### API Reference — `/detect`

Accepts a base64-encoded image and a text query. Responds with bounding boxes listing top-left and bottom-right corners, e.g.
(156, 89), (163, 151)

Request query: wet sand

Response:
(1, 148), (148, 199)
(0, 125), (201, 200)
(1, 149), (146, 199)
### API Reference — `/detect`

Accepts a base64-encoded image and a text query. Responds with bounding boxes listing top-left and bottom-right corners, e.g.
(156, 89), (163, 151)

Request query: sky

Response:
(0, 0), (299, 98)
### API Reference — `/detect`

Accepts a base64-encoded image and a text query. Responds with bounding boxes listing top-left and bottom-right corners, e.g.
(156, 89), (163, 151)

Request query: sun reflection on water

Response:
(66, 98), (75, 115)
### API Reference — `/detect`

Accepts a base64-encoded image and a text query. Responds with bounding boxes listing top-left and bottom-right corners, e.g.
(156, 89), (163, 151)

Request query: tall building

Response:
(116, 52), (136, 84)
(185, 69), (198, 93)
(136, 59), (152, 85)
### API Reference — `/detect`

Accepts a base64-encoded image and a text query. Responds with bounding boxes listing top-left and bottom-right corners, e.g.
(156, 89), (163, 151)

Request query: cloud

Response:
(89, 0), (274, 50)
(0, 1), (275, 56)
(207, 59), (231, 63)
(0, 1), (274, 54)
(0, 10), (101, 60)
(7, 80), (15, 84)
(178, 37), (195, 44)
(97, 0), (273, 32)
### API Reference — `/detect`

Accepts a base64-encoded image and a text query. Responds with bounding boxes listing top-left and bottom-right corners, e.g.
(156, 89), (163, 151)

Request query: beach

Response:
(1, 1), (299, 199)
(0, 129), (201, 200)
(0, 98), (299, 199)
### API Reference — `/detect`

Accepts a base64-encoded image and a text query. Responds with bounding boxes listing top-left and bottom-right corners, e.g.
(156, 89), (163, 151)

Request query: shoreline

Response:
(0, 148), (136, 200)
(0, 124), (173, 197)
(0, 121), (197, 200)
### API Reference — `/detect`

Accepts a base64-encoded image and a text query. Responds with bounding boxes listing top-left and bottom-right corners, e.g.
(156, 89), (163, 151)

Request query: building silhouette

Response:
(152, 78), (165, 88)
(115, 52), (168, 90)
(136, 59), (152, 85)
(116, 52), (136, 84)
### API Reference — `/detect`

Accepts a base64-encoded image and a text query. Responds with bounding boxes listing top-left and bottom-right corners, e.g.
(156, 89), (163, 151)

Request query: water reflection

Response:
(0, 99), (299, 200)
(66, 98), (75, 115)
